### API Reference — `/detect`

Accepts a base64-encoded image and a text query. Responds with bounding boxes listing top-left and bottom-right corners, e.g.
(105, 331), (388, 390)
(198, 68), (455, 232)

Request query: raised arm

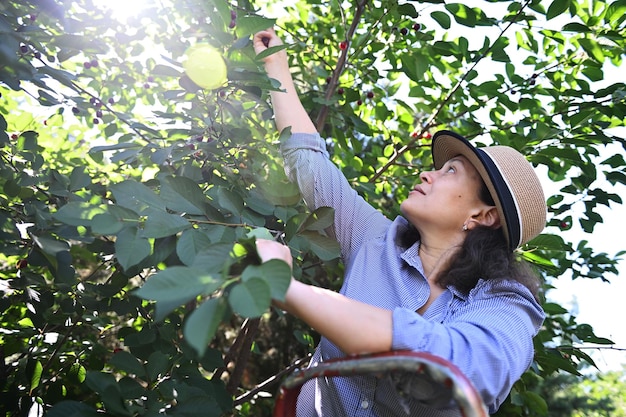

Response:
(253, 29), (317, 134)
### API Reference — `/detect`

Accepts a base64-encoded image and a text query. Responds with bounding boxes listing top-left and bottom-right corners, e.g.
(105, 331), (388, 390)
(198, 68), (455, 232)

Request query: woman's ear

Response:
(467, 206), (501, 230)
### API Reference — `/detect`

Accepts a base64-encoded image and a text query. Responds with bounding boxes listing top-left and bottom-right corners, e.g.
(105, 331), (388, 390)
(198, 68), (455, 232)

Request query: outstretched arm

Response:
(253, 29), (317, 134)
(255, 239), (393, 355)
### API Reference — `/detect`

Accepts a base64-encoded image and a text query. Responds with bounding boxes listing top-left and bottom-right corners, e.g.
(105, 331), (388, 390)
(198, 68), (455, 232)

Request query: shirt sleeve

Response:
(280, 132), (390, 259)
(391, 280), (545, 413)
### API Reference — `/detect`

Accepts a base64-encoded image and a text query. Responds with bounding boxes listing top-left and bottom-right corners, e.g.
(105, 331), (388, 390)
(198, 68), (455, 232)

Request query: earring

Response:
(462, 224), (468, 231)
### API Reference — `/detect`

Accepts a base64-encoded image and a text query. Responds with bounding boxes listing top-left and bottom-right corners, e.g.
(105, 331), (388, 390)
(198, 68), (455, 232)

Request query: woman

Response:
(252, 28), (546, 416)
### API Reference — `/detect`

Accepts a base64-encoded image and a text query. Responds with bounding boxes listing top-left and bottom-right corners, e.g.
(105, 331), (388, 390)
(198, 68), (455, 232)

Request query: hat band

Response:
(478, 149), (522, 250)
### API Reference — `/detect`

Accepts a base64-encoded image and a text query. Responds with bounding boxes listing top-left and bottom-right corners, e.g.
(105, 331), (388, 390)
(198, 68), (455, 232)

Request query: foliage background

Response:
(1, 0), (625, 416)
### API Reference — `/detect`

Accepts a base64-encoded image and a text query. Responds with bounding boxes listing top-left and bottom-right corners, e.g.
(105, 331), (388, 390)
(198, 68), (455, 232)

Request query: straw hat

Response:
(431, 130), (547, 251)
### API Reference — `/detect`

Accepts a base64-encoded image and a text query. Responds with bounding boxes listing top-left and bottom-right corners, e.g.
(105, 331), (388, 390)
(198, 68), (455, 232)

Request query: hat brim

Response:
(431, 130), (521, 251)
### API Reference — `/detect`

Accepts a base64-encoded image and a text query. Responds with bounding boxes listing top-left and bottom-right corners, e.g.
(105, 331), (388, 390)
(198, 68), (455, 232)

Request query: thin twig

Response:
(233, 354), (311, 406)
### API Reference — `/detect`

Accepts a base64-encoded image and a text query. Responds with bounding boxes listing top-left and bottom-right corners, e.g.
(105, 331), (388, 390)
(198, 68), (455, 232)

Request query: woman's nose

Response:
(419, 170), (433, 183)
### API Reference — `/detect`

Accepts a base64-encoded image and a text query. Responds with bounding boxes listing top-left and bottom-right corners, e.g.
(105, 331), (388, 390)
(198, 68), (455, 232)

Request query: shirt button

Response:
(361, 399), (369, 409)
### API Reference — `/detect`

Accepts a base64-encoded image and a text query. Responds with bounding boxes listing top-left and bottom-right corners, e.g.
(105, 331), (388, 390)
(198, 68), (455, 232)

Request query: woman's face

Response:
(400, 155), (492, 235)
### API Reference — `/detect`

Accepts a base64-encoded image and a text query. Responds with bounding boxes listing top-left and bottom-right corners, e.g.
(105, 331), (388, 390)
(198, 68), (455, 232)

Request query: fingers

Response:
(255, 239), (293, 268)
(253, 28), (282, 55)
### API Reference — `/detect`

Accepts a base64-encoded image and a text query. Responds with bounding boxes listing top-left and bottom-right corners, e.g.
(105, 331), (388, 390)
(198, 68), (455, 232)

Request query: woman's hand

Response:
(253, 28), (284, 59)
(255, 238), (293, 270)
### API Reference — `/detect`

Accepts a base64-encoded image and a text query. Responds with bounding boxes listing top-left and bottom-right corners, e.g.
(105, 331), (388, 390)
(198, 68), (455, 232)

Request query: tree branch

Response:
(315, 0), (370, 132)
(369, 0), (534, 183)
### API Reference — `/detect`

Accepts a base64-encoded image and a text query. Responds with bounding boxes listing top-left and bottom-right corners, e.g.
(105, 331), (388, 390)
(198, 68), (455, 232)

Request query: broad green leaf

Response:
(177, 228), (213, 266)
(29, 359), (43, 392)
(255, 44), (290, 61)
(31, 234), (70, 256)
(216, 187), (244, 215)
(146, 351), (170, 381)
(52, 202), (106, 226)
(546, 0), (571, 20)
(140, 209), (191, 238)
(114, 228), (151, 271)
(135, 266), (222, 306)
(241, 259), (292, 301)
(299, 231), (341, 261)
(46, 401), (100, 417)
(191, 243), (234, 273)
(110, 180), (166, 213)
(109, 351), (146, 377)
(578, 38), (605, 63)
(160, 175), (209, 216)
(298, 206), (335, 232)
(235, 16), (276, 38)
(431, 11), (451, 29)
(91, 213), (124, 235)
(184, 297), (229, 357)
(228, 278), (270, 318)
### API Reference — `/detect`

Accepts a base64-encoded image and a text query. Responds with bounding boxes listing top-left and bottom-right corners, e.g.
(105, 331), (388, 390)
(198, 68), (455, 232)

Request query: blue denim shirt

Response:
(281, 133), (545, 416)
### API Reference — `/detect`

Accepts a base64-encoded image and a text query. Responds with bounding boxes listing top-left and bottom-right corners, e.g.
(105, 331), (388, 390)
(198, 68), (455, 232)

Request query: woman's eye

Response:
(447, 166), (456, 173)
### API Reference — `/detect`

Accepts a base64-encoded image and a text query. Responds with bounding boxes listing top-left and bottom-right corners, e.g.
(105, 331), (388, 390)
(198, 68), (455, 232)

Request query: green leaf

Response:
(216, 187), (244, 215)
(111, 180), (166, 213)
(431, 11), (451, 29)
(140, 209), (191, 238)
(109, 351), (146, 377)
(91, 213), (124, 235)
(578, 38), (605, 63)
(146, 351), (170, 381)
(160, 175), (209, 215)
(46, 401), (100, 417)
(235, 16), (276, 38)
(228, 278), (270, 318)
(114, 228), (151, 271)
(299, 231), (341, 261)
(255, 44), (290, 61)
(135, 266), (222, 314)
(298, 206), (335, 232)
(177, 228), (213, 266)
(546, 0), (571, 20)
(191, 243), (234, 273)
(29, 359), (43, 392)
(184, 297), (229, 357)
(52, 202), (106, 226)
(241, 260), (292, 301)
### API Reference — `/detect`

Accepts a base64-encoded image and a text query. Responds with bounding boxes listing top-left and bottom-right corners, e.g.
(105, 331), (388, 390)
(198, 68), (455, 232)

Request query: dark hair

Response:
(399, 181), (542, 301)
